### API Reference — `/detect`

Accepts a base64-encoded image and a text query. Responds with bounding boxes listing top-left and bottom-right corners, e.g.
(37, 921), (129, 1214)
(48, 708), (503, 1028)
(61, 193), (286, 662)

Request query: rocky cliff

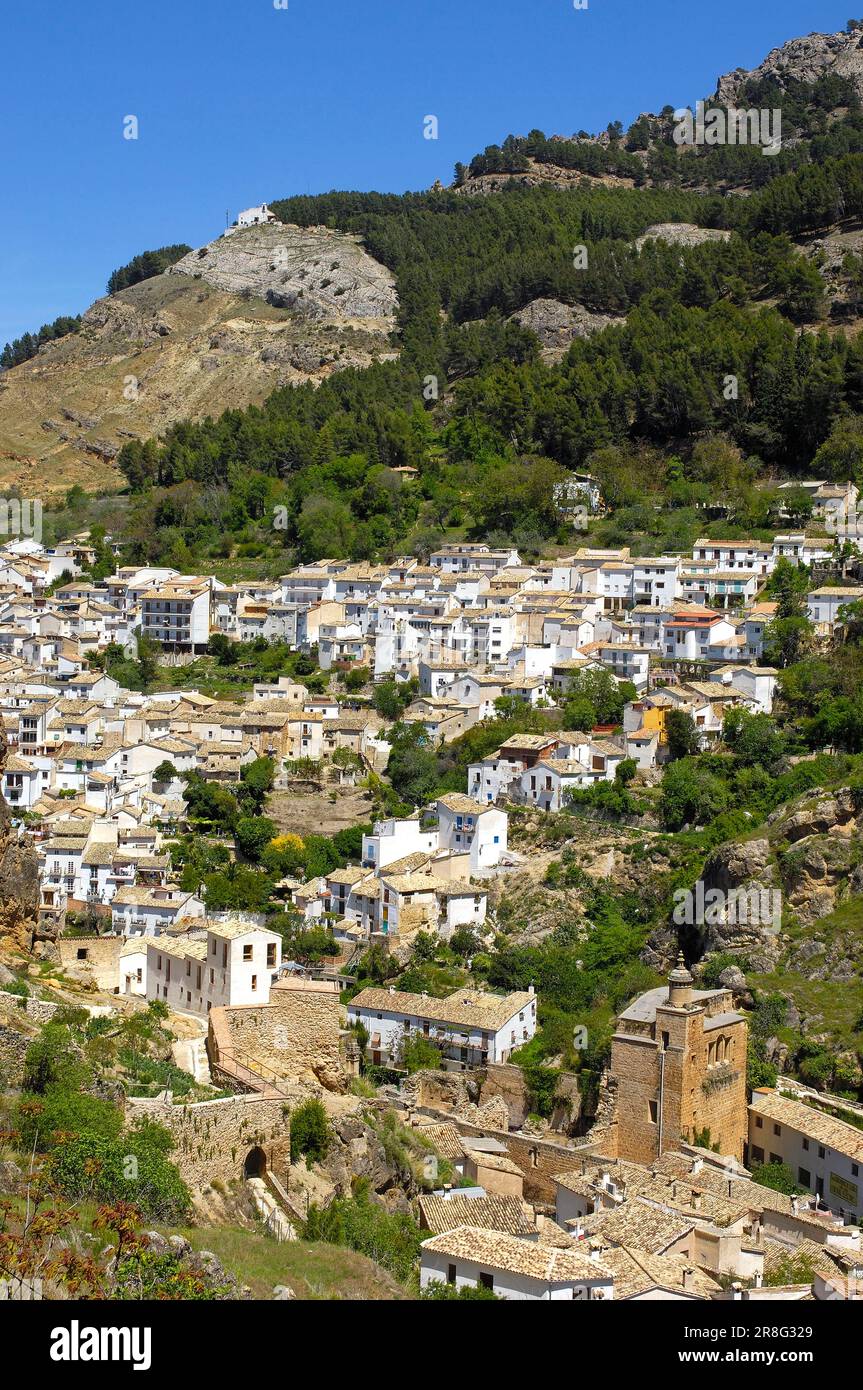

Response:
(716, 25), (863, 103)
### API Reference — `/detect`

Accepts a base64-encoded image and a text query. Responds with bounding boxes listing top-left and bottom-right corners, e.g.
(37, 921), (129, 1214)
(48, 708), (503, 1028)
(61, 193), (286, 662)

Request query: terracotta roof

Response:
(421, 1226), (611, 1283)
(418, 1194), (535, 1237)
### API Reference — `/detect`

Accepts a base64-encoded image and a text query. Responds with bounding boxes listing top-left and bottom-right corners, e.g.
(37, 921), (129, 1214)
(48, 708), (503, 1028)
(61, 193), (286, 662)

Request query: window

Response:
(799, 1168), (811, 1187)
(447, 1264), (456, 1285)
(802, 1138), (809, 1151)
(76, 948), (88, 960)
(243, 944), (253, 961)
(770, 1153), (781, 1166)
(251, 975), (257, 992)
(818, 1145), (826, 1159)
(267, 944), (276, 967)
(853, 1164), (859, 1178)
(648, 1099), (658, 1123)
(751, 1146), (764, 1165)
(773, 1123), (781, 1136)
(478, 1273), (494, 1291)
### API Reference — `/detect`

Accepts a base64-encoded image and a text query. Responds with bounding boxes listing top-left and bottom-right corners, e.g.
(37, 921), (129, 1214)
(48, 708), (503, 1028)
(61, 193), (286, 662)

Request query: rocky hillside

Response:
(0, 223), (398, 498)
(716, 25), (863, 103)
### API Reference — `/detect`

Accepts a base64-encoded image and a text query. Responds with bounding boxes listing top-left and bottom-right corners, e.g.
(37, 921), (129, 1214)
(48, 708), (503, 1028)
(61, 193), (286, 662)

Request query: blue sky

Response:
(0, 0), (854, 342)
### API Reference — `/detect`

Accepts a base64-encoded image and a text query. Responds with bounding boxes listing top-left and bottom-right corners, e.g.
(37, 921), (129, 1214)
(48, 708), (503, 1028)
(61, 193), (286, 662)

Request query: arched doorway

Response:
(244, 1145), (267, 1178)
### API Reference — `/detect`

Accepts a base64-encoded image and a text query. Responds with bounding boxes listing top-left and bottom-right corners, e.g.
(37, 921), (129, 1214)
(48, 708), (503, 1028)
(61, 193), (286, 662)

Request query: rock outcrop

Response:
(169, 223), (398, 324)
(715, 26), (863, 105)
(634, 224), (733, 252)
(509, 298), (623, 360)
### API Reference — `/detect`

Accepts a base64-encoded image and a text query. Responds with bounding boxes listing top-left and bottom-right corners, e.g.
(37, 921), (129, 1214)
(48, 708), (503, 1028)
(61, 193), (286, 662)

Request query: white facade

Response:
(435, 797), (507, 870)
(146, 922), (282, 1016)
(361, 816), (439, 870)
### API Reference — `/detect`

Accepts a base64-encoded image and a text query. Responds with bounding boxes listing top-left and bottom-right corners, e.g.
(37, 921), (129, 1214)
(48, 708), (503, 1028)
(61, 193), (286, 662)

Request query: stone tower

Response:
(609, 955), (748, 1164)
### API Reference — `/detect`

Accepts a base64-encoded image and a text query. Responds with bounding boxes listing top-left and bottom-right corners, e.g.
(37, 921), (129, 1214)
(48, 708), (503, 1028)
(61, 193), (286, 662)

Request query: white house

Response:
(347, 985), (537, 1068)
(435, 795), (507, 870)
(807, 587), (863, 636)
(749, 1089), (863, 1226)
(361, 816), (439, 870)
(146, 919), (282, 1016)
(111, 885), (205, 936)
(419, 1226), (613, 1300)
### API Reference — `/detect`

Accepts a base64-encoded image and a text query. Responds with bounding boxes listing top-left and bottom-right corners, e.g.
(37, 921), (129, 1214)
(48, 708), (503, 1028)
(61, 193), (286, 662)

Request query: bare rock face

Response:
(0, 727), (39, 953)
(634, 224), (732, 252)
(509, 298), (623, 361)
(770, 789), (857, 843)
(716, 27), (863, 105)
(780, 834), (857, 926)
(169, 223), (398, 325)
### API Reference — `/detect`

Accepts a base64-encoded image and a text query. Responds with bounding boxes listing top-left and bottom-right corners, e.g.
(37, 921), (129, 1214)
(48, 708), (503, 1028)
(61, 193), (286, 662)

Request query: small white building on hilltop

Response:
(224, 204), (277, 235)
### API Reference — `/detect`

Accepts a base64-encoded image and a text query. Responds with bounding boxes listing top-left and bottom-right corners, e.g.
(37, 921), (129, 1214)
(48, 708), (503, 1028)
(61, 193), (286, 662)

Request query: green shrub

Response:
(290, 1098), (331, 1166)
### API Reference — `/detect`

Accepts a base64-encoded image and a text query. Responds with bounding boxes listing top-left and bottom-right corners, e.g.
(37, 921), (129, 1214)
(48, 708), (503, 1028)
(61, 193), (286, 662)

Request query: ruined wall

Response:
(0, 1024), (30, 1087)
(126, 1093), (292, 1189)
(415, 1109), (600, 1203)
(57, 936), (123, 992)
(210, 977), (342, 1087)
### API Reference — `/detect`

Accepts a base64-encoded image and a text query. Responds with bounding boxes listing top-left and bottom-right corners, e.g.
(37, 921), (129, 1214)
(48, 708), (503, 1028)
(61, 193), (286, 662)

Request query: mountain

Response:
(5, 18), (863, 506)
(0, 222), (397, 498)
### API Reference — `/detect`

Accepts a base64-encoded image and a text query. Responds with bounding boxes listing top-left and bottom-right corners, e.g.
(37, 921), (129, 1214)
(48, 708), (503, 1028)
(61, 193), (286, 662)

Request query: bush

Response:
(421, 1280), (500, 1299)
(290, 1098), (331, 1166)
(47, 1129), (190, 1221)
(15, 1088), (124, 1153)
(751, 1161), (802, 1196)
(303, 1180), (423, 1281)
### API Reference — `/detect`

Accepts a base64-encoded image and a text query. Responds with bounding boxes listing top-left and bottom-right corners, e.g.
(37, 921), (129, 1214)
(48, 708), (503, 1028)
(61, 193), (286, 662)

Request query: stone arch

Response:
(243, 1145), (267, 1179)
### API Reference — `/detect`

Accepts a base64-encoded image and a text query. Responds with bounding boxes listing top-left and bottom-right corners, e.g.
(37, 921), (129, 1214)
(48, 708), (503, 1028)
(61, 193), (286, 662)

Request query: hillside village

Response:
(10, 7), (863, 1318)
(2, 472), (863, 1302)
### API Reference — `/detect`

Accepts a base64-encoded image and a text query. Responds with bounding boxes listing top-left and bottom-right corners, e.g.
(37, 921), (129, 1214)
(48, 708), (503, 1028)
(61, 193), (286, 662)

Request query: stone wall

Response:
(0, 1024), (30, 1087)
(0, 991), (65, 1025)
(209, 976), (342, 1088)
(57, 936), (123, 993)
(126, 1093), (293, 1189)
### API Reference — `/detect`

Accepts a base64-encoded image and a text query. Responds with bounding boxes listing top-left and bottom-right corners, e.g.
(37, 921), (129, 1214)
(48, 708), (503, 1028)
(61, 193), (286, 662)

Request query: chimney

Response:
(754, 1271), (763, 1288)
(731, 1281), (743, 1301)
(791, 1196), (799, 1216)
(691, 1157), (703, 1176)
(528, 984), (535, 996)
(682, 1267), (695, 1292)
